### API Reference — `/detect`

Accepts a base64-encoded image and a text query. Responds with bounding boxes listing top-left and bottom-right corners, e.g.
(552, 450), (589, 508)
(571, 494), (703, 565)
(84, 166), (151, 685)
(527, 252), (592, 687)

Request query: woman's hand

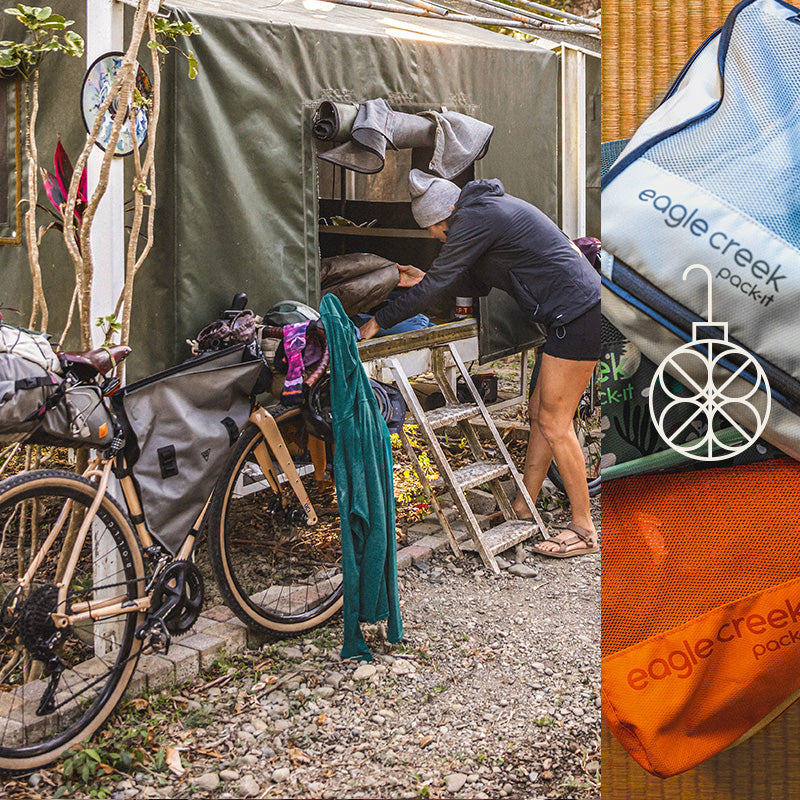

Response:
(397, 264), (425, 288)
(359, 316), (380, 340)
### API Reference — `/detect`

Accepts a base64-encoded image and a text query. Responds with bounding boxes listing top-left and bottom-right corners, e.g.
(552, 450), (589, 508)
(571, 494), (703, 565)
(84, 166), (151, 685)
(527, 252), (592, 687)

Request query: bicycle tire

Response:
(547, 398), (602, 498)
(547, 462), (602, 498)
(0, 470), (145, 772)
(207, 409), (343, 634)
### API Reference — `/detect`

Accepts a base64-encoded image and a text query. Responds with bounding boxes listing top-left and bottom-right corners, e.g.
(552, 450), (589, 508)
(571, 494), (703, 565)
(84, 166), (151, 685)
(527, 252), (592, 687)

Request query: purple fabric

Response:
(572, 236), (601, 270)
(281, 322), (309, 404)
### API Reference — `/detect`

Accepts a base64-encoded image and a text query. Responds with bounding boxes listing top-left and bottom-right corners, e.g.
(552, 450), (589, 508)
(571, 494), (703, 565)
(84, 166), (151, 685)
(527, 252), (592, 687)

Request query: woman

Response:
(359, 169), (601, 558)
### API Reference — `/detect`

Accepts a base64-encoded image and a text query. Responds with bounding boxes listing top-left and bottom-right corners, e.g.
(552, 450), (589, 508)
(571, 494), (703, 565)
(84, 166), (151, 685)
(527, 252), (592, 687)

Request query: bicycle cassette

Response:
(150, 561), (204, 635)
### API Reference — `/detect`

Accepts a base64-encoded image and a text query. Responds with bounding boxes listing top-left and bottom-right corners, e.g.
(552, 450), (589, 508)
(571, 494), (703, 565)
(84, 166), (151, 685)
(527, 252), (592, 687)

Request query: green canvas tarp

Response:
(0, 0), (597, 379)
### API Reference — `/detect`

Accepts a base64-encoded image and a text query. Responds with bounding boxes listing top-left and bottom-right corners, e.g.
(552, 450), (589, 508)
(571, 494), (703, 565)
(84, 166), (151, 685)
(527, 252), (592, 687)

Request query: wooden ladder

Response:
(388, 343), (549, 574)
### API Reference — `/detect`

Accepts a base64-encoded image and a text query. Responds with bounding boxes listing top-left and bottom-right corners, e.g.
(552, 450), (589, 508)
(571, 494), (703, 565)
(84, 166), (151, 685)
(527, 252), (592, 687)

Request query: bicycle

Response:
(0, 316), (341, 771)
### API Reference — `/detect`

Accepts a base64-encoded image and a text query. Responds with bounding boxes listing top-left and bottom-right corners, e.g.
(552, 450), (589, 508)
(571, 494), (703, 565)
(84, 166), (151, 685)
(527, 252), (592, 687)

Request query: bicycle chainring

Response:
(150, 561), (204, 635)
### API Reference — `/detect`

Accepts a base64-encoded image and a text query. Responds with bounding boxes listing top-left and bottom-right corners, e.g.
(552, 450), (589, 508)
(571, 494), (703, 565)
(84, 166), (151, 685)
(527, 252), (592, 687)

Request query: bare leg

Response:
(513, 353), (597, 554)
(511, 377), (553, 517)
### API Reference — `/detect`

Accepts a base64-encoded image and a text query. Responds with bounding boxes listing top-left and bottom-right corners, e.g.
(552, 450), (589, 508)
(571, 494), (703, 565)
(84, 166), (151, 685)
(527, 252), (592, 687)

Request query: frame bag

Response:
(113, 344), (264, 554)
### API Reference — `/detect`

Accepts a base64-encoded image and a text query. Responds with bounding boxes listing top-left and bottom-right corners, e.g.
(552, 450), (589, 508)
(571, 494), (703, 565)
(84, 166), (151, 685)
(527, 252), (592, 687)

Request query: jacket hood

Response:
(456, 179), (505, 208)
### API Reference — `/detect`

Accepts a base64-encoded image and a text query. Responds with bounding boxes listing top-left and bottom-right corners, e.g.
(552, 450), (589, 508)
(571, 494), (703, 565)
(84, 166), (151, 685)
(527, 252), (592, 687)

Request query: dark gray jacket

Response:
(374, 179), (600, 330)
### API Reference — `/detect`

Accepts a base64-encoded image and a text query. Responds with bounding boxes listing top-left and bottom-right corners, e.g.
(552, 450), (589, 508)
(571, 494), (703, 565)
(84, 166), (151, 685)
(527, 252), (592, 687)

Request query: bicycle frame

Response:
(41, 403), (319, 631)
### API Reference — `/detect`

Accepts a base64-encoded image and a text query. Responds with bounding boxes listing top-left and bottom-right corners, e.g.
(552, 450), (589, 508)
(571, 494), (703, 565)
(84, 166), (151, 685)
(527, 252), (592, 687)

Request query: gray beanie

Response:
(408, 169), (461, 228)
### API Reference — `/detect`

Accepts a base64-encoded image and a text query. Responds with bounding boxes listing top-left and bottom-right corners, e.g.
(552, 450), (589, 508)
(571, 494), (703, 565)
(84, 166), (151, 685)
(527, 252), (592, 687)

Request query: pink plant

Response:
(39, 138), (86, 245)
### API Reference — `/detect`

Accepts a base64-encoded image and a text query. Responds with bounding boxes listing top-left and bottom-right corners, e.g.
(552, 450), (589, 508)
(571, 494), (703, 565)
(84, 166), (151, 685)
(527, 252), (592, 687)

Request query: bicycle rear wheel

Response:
(0, 469), (145, 772)
(207, 408), (343, 634)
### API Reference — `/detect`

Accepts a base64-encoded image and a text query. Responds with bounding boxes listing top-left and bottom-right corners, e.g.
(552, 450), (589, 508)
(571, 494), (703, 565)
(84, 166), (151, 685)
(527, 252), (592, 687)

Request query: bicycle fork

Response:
(250, 407), (318, 525)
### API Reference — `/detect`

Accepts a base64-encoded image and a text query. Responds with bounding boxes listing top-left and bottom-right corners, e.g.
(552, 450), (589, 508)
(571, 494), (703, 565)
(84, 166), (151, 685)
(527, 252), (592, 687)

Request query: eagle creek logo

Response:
(637, 188), (787, 306)
(627, 596), (800, 691)
(648, 264), (771, 461)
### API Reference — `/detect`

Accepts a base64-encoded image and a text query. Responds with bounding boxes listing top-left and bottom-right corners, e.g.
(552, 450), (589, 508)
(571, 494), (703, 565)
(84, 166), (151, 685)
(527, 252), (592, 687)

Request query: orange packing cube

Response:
(601, 459), (800, 778)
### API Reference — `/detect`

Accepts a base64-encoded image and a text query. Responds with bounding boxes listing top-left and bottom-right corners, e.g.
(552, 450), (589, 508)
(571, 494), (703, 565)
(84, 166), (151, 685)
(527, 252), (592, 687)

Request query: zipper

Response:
(121, 344), (248, 393)
(603, 0), (759, 189)
(603, 259), (800, 414)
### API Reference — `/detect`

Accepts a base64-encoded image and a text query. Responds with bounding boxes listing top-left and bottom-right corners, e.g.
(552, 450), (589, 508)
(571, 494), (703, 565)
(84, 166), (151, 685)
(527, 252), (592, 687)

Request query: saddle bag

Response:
(0, 324), (114, 448)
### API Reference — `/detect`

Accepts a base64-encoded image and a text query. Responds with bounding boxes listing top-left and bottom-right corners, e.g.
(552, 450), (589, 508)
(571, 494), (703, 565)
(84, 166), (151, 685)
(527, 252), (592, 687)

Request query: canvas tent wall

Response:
(0, 0), (598, 379)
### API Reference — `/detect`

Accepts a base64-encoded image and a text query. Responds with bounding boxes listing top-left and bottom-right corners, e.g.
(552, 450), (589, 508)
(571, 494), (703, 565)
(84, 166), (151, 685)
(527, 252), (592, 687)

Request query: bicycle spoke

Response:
(209, 419), (344, 633)
(0, 470), (143, 766)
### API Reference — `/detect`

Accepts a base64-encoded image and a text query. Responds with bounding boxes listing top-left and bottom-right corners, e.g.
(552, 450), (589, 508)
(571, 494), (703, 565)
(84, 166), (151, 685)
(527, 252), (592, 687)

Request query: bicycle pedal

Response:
(136, 617), (172, 655)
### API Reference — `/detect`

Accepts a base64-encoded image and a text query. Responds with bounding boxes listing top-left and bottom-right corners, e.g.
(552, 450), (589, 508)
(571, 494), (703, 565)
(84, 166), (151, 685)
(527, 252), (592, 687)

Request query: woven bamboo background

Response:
(603, 711), (800, 800)
(602, 0), (741, 141)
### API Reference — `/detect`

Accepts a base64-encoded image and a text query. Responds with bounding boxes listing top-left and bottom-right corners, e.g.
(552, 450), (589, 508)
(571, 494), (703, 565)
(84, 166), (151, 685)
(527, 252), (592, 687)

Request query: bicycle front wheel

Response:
(0, 469), (145, 772)
(207, 409), (343, 634)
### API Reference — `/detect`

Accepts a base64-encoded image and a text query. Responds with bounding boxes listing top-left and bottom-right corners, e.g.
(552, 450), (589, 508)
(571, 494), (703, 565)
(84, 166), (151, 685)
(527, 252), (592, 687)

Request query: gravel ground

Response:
(6, 495), (599, 800)
(2, 361), (600, 800)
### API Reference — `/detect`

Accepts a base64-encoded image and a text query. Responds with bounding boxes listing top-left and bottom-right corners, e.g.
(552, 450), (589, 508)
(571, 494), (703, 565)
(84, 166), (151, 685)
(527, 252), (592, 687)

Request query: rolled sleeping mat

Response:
(390, 112), (436, 149)
(320, 252), (398, 284)
(318, 99), (436, 174)
(312, 100), (359, 143)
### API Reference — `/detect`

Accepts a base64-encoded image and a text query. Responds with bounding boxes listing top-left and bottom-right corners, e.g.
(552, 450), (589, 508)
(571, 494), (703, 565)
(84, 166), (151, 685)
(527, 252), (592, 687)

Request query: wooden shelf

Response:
(318, 225), (430, 239)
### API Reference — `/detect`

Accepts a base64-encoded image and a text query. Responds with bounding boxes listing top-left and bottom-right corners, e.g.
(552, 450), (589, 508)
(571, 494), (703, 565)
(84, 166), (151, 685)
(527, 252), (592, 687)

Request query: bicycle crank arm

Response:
(250, 408), (318, 525)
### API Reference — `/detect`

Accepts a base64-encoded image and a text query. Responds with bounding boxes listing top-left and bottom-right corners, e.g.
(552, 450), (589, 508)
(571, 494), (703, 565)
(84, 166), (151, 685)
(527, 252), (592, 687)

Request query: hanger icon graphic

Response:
(648, 264), (771, 461)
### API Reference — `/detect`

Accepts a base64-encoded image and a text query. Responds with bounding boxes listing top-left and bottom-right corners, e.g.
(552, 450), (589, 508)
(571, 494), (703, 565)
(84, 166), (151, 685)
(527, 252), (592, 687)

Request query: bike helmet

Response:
(264, 301), (320, 328)
(303, 376), (407, 442)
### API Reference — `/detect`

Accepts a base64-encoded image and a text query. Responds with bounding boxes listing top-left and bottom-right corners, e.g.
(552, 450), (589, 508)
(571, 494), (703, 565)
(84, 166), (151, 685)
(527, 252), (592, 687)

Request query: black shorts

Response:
(542, 302), (601, 362)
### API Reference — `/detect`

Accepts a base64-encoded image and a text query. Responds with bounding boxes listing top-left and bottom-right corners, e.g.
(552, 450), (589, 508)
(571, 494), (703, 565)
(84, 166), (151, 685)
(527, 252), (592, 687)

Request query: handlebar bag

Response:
(113, 344), (264, 554)
(601, 0), (800, 464)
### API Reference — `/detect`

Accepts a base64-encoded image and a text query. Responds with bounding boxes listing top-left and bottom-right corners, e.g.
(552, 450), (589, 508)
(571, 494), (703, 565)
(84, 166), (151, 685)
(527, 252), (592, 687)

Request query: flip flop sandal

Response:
(533, 522), (599, 559)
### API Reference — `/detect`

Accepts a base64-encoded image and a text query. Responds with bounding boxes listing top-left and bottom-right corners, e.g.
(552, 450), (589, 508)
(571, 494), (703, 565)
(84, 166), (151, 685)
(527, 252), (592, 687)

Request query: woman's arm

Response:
(373, 219), (494, 330)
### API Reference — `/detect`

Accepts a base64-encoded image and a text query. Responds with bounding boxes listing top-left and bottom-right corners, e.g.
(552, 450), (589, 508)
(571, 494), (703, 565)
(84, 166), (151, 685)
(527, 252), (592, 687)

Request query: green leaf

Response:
(0, 52), (20, 67)
(85, 748), (102, 762)
(187, 50), (198, 79)
(36, 19), (67, 30)
(33, 6), (52, 21)
(63, 759), (74, 777)
(62, 30), (84, 55)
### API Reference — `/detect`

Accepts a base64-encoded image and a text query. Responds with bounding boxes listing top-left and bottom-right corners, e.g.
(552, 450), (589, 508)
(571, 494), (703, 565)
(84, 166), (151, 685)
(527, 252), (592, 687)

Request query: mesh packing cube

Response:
(602, 459), (800, 776)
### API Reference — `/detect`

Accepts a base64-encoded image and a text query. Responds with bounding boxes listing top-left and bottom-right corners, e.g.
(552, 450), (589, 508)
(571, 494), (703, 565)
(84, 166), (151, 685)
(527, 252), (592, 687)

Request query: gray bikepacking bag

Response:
(0, 325), (114, 448)
(113, 345), (264, 554)
(601, 0), (800, 463)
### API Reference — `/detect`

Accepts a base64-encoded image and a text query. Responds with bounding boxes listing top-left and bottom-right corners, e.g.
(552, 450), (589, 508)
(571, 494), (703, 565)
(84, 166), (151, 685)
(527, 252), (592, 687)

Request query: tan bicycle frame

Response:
(47, 404), (318, 628)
